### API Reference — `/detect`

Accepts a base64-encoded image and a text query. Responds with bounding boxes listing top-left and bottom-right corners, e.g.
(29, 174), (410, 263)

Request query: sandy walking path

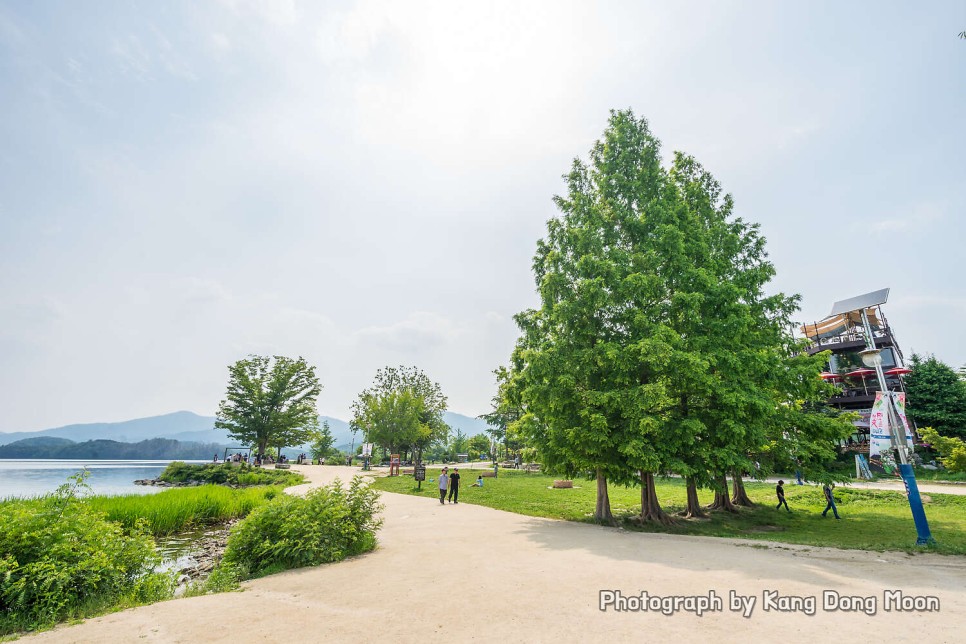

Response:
(26, 465), (966, 643)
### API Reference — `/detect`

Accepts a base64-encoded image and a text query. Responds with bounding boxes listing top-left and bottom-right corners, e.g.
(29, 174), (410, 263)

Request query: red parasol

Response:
(885, 367), (912, 376)
(846, 368), (876, 395)
(820, 372), (842, 381)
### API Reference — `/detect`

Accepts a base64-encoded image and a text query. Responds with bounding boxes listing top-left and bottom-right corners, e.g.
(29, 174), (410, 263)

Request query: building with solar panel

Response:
(801, 288), (912, 452)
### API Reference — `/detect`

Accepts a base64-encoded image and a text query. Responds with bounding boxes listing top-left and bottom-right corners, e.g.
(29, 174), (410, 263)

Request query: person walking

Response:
(448, 468), (461, 504)
(438, 467), (448, 504)
(776, 480), (790, 512)
(822, 483), (841, 519)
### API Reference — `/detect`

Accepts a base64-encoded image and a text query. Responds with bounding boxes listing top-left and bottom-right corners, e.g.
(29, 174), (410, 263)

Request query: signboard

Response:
(869, 391), (915, 459)
(892, 392), (915, 449)
(414, 466), (426, 482)
(869, 392), (890, 458)
(361, 443), (373, 457)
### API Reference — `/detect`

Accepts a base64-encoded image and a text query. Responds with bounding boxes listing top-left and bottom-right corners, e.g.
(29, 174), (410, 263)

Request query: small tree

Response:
(215, 355), (321, 458)
(350, 366), (448, 465)
(310, 421), (336, 461)
(449, 427), (469, 460)
(467, 433), (490, 458)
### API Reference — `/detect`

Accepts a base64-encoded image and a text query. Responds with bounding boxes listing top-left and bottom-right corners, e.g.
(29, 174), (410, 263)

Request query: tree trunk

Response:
(707, 475), (738, 512)
(731, 471), (755, 507)
(640, 472), (674, 525)
(594, 469), (614, 524)
(682, 477), (707, 518)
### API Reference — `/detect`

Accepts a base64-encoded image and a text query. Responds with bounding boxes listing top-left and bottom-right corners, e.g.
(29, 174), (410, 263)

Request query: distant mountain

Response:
(0, 411), (219, 445)
(0, 437), (225, 460)
(443, 411), (495, 437)
(0, 410), (493, 451)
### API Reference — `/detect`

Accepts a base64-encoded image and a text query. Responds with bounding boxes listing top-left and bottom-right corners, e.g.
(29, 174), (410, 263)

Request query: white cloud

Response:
(209, 32), (232, 55)
(871, 202), (946, 234)
(353, 311), (461, 353)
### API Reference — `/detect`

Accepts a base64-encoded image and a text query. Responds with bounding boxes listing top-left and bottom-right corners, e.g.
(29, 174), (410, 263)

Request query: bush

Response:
(221, 477), (382, 577)
(158, 462), (303, 487)
(0, 473), (173, 635)
(920, 427), (966, 473)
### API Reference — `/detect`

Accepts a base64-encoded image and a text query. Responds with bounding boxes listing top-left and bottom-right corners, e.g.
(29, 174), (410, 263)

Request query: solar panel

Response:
(828, 288), (890, 316)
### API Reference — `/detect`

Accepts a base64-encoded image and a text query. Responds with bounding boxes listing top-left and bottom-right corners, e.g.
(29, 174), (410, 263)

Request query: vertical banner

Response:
(868, 392), (891, 458)
(891, 392), (915, 449)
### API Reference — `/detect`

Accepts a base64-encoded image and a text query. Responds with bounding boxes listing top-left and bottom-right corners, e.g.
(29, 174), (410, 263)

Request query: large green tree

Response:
(905, 354), (966, 439)
(215, 355), (321, 458)
(511, 110), (850, 524)
(350, 366), (448, 464)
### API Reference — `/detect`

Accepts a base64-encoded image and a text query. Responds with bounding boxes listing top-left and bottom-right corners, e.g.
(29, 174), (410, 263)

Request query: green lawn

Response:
(372, 469), (966, 555)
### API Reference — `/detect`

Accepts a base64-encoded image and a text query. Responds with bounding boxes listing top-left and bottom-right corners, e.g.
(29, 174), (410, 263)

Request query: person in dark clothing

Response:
(775, 480), (790, 512)
(822, 483), (841, 519)
(448, 468), (461, 504)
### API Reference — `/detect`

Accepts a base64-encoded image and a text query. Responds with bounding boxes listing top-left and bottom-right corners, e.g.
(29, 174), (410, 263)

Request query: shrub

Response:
(221, 477), (382, 577)
(920, 426), (966, 473)
(0, 473), (173, 635)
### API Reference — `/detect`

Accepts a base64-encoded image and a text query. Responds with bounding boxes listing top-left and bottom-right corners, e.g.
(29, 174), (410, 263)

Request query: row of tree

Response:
(490, 110), (853, 523)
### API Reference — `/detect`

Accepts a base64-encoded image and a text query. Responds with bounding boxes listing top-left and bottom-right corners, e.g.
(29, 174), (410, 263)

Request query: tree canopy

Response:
(905, 354), (966, 440)
(214, 355), (321, 458)
(350, 366), (448, 463)
(509, 109), (851, 523)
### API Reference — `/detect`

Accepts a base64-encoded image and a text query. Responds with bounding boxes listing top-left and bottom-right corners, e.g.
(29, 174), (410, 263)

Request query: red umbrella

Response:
(820, 372), (842, 381)
(886, 367), (912, 376)
(846, 368), (876, 395)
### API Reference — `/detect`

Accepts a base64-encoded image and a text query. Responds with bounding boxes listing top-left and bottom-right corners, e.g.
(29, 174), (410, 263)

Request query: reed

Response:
(85, 485), (281, 535)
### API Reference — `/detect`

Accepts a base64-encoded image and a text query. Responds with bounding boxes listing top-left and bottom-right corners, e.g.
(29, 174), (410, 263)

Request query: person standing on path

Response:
(822, 483), (841, 519)
(438, 467), (448, 504)
(448, 468), (461, 504)
(776, 480), (790, 512)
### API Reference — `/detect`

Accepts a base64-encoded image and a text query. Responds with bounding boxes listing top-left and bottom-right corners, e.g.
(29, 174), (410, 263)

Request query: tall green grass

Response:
(85, 486), (282, 536)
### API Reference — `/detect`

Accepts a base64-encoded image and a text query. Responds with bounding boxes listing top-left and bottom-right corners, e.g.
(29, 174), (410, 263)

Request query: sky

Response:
(1, 1), (964, 432)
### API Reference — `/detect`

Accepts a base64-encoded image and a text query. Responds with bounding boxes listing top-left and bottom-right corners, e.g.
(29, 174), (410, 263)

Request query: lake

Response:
(0, 460), (204, 499)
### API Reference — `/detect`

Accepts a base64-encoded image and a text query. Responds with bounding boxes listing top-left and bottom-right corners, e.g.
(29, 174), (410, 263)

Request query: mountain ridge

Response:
(0, 410), (495, 450)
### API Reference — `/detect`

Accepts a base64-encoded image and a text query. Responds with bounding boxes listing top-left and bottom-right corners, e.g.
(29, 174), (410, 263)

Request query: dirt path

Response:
(26, 465), (966, 643)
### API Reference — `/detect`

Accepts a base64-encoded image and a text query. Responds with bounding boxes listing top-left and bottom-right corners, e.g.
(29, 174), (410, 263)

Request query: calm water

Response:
(0, 460), (204, 499)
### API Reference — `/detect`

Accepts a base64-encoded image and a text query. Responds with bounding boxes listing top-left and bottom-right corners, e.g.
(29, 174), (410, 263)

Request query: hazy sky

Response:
(1, 1), (964, 432)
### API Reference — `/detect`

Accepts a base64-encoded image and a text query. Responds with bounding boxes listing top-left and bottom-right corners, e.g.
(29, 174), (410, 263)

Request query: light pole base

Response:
(899, 463), (936, 546)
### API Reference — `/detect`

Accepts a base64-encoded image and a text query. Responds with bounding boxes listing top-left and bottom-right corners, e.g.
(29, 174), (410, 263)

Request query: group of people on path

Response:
(776, 480), (841, 519)
(436, 467), (484, 504)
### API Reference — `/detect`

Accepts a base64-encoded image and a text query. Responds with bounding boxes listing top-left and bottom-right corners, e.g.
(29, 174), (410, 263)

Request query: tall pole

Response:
(860, 310), (934, 545)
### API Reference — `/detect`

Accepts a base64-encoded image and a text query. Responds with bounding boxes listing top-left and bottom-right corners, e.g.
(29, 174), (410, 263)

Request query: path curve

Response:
(25, 465), (966, 643)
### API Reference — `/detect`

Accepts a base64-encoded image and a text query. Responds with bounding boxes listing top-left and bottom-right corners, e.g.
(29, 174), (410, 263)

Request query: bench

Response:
(524, 463), (541, 473)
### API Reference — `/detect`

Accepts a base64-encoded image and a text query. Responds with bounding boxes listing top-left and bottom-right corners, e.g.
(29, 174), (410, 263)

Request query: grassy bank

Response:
(373, 469), (966, 555)
(85, 485), (283, 535)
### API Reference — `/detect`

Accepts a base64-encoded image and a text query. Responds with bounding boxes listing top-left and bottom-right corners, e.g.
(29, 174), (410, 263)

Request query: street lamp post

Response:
(858, 310), (935, 545)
